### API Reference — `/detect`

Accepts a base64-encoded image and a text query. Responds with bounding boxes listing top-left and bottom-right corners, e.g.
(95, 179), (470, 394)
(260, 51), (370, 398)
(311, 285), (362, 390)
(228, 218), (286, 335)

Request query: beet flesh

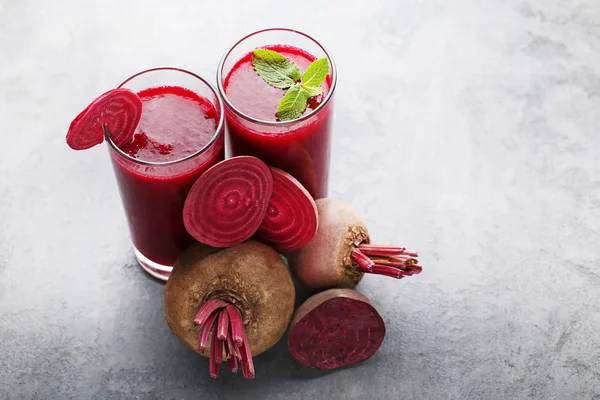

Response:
(257, 168), (318, 253)
(66, 88), (141, 150)
(183, 156), (274, 248)
(288, 289), (385, 370)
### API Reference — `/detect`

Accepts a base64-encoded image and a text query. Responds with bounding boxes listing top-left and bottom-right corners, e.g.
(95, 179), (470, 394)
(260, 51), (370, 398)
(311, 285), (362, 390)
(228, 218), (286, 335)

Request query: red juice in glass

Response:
(217, 29), (337, 199)
(106, 68), (224, 281)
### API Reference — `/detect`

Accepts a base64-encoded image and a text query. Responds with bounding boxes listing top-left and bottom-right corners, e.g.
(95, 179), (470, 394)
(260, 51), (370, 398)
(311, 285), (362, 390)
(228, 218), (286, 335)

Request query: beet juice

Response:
(106, 68), (224, 281)
(218, 29), (336, 199)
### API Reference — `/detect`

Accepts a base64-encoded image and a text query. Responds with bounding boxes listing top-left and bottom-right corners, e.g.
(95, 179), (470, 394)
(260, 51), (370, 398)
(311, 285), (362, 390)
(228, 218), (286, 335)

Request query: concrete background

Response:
(1, 0), (599, 398)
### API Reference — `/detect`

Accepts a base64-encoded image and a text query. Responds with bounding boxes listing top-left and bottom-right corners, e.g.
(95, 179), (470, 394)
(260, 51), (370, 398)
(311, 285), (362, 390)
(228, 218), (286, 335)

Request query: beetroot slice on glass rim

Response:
(257, 168), (318, 253)
(183, 156), (274, 248)
(66, 88), (142, 150)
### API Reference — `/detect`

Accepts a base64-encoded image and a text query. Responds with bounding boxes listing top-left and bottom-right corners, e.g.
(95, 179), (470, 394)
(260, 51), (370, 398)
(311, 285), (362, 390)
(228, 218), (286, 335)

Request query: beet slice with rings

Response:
(288, 289), (386, 371)
(257, 167), (318, 253)
(66, 88), (142, 150)
(183, 156), (274, 248)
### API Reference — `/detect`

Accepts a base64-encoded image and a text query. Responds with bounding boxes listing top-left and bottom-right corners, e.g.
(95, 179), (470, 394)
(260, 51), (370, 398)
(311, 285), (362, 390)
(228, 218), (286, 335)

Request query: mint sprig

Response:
(277, 84), (310, 121)
(252, 49), (329, 121)
(301, 57), (329, 88)
(252, 49), (301, 89)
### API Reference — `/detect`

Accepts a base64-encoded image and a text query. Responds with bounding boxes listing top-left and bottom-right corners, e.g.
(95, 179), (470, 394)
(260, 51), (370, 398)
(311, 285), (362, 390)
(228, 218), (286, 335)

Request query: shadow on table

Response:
(97, 253), (372, 399)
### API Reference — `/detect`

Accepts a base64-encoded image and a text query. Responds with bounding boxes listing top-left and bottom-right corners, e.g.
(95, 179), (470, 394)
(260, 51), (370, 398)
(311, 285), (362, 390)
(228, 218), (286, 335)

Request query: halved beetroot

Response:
(288, 289), (385, 370)
(66, 88), (142, 150)
(256, 168), (318, 253)
(183, 156), (274, 248)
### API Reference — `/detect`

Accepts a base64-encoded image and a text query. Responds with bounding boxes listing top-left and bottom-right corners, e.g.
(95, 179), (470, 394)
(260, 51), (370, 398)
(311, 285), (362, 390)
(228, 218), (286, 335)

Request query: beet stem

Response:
(209, 325), (220, 378)
(215, 338), (224, 365)
(238, 328), (256, 379)
(227, 352), (239, 373)
(351, 249), (375, 272)
(369, 257), (418, 269)
(196, 302), (254, 379)
(197, 311), (219, 352)
(402, 265), (423, 276)
(227, 332), (241, 360)
(370, 265), (404, 279)
(217, 309), (230, 340)
(384, 254), (416, 261)
(194, 299), (228, 327)
(226, 305), (245, 347)
(358, 244), (418, 258)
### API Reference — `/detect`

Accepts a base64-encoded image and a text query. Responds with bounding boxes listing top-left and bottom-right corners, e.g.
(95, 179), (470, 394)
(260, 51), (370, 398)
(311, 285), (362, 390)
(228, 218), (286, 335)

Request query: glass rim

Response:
(105, 67), (225, 167)
(216, 28), (338, 126)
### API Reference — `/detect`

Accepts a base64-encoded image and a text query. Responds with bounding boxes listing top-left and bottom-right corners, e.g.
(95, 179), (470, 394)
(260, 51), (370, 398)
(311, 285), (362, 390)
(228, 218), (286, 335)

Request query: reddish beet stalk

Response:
(351, 244), (422, 280)
(194, 299), (255, 379)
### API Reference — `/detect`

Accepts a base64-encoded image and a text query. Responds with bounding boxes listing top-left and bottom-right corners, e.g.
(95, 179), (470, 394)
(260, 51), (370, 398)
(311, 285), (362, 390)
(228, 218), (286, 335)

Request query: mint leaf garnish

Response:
(301, 84), (323, 98)
(301, 58), (329, 88)
(277, 83), (309, 121)
(252, 49), (330, 121)
(252, 49), (300, 89)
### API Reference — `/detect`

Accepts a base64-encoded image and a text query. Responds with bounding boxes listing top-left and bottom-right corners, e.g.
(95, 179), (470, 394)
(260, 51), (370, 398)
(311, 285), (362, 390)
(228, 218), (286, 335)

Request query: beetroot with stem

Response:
(164, 241), (295, 379)
(288, 289), (386, 370)
(183, 156), (274, 248)
(289, 198), (422, 291)
(257, 168), (318, 253)
(66, 88), (142, 150)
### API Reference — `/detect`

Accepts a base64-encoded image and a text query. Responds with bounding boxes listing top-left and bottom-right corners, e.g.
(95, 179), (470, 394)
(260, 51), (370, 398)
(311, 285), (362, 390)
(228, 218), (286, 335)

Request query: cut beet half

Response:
(183, 156), (274, 248)
(257, 168), (318, 253)
(66, 88), (142, 150)
(288, 289), (386, 370)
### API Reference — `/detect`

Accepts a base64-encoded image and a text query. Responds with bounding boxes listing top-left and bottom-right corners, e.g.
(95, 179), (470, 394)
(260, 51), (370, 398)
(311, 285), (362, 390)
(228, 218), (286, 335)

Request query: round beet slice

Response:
(183, 156), (274, 248)
(288, 289), (386, 370)
(66, 88), (142, 150)
(257, 168), (318, 253)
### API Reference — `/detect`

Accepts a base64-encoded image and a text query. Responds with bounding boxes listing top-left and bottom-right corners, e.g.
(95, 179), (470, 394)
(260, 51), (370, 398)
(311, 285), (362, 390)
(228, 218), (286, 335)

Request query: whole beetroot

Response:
(289, 198), (422, 291)
(164, 240), (295, 379)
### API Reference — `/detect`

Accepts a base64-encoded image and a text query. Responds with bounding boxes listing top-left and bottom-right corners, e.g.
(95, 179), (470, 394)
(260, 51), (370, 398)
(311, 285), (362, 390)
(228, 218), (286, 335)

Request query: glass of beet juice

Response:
(106, 68), (225, 281)
(217, 28), (337, 199)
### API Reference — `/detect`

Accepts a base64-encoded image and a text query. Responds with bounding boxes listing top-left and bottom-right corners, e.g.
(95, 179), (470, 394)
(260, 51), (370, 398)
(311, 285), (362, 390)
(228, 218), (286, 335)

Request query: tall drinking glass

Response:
(106, 68), (225, 281)
(217, 28), (337, 199)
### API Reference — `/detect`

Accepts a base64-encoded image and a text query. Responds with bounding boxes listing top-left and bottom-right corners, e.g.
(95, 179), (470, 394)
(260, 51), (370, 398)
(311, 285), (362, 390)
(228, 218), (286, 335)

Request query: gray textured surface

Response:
(1, 0), (600, 399)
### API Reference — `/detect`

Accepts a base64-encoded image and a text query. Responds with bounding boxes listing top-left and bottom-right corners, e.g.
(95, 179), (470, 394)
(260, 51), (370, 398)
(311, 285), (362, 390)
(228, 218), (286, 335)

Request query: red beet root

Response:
(257, 168), (318, 253)
(164, 241), (295, 379)
(288, 289), (385, 370)
(183, 156), (274, 248)
(289, 198), (422, 291)
(66, 88), (141, 150)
